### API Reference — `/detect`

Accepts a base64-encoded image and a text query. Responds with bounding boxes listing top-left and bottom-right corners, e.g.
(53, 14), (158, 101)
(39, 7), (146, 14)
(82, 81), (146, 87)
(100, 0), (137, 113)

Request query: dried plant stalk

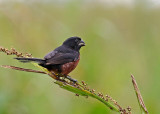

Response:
(131, 75), (148, 114)
(0, 46), (32, 57)
(1, 65), (46, 74)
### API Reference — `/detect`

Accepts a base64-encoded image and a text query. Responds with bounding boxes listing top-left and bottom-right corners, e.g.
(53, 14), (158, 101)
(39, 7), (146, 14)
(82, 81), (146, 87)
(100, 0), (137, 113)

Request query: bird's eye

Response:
(75, 39), (79, 43)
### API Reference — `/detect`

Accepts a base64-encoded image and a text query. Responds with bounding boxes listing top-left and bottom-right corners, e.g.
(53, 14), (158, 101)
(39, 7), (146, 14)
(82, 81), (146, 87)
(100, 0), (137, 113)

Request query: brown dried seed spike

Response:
(75, 94), (79, 96)
(99, 92), (103, 97)
(91, 89), (95, 93)
(98, 92), (103, 97)
(73, 83), (77, 87)
(26, 54), (32, 57)
(11, 48), (16, 53)
(7, 52), (12, 55)
(105, 98), (108, 101)
(11, 48), (16, 51)
(81, 80), (87, 86)
(127, 106), (131, 111)
(110, 107), (113, 110)
(5, 49), (8, 52)
(17, 53), (23, 57)
(1, 48), (5, 51)
(122, 109), (126, 113)
(13, 51), (17, 54)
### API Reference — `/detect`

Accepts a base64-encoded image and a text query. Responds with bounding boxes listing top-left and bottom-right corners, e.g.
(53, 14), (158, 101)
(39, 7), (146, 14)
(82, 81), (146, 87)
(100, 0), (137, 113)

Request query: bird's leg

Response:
(65, 75), (78, 83)
(56, 73), (77, 83)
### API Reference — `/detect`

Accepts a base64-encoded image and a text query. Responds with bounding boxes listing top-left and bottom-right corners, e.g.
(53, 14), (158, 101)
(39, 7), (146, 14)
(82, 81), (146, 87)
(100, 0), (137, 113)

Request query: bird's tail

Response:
(14, 57), (45, 64)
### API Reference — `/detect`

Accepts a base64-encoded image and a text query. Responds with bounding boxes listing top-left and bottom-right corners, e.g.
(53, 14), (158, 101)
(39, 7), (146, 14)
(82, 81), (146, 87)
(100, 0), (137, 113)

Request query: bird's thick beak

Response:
(79, 40), (85, 46)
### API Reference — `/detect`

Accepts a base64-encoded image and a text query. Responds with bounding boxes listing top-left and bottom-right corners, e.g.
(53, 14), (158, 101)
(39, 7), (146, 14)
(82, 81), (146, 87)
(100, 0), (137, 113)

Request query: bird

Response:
(14, 36), (85, 82)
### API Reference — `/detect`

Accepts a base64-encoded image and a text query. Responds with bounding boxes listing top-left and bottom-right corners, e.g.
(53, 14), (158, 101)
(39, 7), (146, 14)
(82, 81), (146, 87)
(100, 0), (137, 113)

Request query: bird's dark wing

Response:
(44, 50), (58, 60)
(44, 51), (79, 65)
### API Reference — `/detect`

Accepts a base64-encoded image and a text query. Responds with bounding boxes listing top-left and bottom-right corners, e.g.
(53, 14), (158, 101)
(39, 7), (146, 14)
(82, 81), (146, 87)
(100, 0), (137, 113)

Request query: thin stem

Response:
(131, 75), (148, 114)
(1, 65), (46, 74)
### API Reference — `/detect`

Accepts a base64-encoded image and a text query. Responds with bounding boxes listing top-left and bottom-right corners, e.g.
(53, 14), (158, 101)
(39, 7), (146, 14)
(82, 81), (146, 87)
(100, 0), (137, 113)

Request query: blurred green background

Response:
(0, 0), (160, 114)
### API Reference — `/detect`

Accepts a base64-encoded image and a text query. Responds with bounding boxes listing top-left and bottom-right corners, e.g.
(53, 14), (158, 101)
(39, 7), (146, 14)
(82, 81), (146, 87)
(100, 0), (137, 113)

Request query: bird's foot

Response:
(66, 75), (78, 83)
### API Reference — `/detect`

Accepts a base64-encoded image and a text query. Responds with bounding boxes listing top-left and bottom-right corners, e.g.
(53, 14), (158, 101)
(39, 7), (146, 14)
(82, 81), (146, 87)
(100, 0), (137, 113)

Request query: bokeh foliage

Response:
(0, 1), (160, 114)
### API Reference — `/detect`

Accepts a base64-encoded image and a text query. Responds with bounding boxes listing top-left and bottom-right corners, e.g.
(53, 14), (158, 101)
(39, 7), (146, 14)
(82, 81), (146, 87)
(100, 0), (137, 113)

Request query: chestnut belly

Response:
(60, 59), (79, 75)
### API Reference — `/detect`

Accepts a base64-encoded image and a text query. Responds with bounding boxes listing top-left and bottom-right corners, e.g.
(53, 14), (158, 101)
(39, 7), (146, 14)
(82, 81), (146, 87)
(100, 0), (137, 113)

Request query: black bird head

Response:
(63, 36), (85, 51)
